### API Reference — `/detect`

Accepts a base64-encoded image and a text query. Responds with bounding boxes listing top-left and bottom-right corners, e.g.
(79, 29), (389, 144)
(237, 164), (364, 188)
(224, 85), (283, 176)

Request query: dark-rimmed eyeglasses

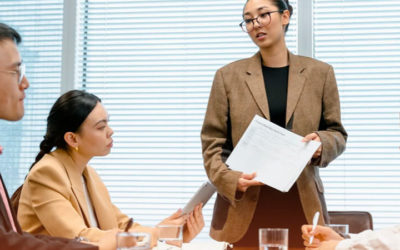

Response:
(0, 63), (26, 85)
(239, 10), (282, 33)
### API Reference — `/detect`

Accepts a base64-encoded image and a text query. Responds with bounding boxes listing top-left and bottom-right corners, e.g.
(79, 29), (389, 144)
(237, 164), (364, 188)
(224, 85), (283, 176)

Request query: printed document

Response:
(226, 115), (321, 192)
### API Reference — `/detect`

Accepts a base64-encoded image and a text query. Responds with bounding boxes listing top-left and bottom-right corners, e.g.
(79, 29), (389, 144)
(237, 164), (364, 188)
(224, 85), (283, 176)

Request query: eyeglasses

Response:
(239, 10), (282, 33)
(0, 63), (26, 85)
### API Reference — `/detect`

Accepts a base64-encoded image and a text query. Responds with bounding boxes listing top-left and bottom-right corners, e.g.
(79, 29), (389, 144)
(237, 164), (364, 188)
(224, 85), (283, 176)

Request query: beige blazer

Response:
(17, 149), (138, 242)
(201, 52), (347, 243)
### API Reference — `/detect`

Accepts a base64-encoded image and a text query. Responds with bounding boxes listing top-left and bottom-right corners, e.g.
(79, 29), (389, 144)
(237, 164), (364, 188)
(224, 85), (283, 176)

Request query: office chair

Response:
(328, 211), (373, 234)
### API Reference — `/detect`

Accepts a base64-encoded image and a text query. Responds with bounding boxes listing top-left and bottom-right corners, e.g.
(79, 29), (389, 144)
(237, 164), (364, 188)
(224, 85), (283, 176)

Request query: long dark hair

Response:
(30, 90), (101, 169)
(244, 0), (293, 32)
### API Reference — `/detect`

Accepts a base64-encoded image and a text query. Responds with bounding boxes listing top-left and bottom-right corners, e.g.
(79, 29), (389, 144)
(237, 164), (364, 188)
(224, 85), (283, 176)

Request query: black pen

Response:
(125, 218), (134, 232)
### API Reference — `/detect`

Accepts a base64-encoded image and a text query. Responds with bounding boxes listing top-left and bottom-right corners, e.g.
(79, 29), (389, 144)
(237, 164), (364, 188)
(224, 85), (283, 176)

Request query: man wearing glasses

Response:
(0, 23), (116, 250)
(0, 45), (26, 122)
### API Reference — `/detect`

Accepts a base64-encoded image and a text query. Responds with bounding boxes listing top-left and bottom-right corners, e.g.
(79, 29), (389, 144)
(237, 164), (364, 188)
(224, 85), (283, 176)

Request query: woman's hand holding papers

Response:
(302, 133), (322, 159)
(237, 172), (263, 192)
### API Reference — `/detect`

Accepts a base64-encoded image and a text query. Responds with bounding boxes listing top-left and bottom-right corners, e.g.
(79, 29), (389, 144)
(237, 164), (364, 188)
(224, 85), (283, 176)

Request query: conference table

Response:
(230, 248), (304, 250)
(229, 248), (304, 250)
(152, 244), (305, 250)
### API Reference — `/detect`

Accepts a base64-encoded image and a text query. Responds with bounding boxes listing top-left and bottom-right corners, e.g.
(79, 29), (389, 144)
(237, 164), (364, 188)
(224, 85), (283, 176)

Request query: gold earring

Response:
(75, 146), (79, 152)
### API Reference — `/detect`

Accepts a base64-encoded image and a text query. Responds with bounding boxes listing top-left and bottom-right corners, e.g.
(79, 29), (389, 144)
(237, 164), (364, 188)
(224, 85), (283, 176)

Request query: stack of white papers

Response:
(182, 242), (229, 250)
(226, 115), (320, 192)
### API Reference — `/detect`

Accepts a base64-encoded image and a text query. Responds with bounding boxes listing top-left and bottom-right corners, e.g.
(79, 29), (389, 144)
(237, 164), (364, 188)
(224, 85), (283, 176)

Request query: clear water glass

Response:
(116, 231), (151, 250)
(327, 224), (349, 236)
(157, 224), (183, 250)
(259, 228), (288, 250)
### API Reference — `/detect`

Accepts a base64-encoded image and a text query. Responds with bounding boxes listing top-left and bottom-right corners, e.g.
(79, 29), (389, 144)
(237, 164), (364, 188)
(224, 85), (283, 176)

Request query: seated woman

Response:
(15, 90), (204, 246)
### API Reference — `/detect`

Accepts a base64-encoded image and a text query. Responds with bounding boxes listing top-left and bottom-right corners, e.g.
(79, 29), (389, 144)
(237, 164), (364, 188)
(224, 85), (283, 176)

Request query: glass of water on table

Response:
(259, 228), (288, 250)
(116, 231), (151, 250)
(327, 224), (349, 237)
(156, 224), (183, 250)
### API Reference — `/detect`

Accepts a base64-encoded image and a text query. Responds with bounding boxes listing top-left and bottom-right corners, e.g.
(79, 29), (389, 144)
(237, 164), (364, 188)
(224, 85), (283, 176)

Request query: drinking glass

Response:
(259, 228), (288, 250)
(327, 224), (349, 236)
(157, 224), (183, 250)
(116, 232), (151, 250)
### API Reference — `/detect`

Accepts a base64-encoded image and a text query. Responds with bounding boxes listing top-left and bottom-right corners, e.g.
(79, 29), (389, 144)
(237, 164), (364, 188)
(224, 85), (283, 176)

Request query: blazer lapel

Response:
(286, 52), (307, 126)
(245, 52), (270, 120)
(52, 149), (91, 227)
(83, 169), (116, 229)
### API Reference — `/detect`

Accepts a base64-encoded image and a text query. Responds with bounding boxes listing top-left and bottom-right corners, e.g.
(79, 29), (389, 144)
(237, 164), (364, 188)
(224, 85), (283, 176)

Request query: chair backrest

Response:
(328, 211), (373, 234)
(10, 184), (23, 215)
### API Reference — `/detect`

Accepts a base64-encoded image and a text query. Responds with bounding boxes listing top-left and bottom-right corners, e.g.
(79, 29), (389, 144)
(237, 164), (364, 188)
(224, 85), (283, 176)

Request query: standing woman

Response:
(201, 0), (347, 248)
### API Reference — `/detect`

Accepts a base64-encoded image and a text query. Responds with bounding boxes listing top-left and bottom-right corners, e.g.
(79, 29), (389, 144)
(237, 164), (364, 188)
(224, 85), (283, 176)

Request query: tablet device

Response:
(182, 181), (216, 214)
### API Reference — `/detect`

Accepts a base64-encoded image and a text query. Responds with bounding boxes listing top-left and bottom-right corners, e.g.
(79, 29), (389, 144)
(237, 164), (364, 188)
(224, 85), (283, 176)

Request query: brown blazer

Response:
(17, 149), (139, 242)
(201, 52), (347, 243)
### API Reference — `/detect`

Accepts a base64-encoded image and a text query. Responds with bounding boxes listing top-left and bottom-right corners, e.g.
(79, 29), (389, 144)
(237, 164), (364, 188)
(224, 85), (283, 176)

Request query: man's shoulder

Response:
(0, 229), (98, 250)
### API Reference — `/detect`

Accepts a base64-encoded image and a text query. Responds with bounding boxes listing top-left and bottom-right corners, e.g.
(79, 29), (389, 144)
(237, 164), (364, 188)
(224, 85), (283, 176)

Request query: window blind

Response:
(314, 0), (400, 229)
(0, 0), (63, 192)
(3, 0), (398, 240)
(77, 0), (297, 240)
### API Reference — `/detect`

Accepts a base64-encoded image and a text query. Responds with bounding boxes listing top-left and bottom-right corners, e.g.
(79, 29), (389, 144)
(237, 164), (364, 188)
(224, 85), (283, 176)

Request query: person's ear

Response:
(64, 132), (78, 149)
(281, 9), (290, 28)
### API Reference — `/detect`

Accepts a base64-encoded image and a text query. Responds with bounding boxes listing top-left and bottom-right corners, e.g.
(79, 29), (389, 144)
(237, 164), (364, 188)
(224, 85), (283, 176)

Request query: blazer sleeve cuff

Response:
(214, 169), (242, 207)
(314, 130), (345, 168)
